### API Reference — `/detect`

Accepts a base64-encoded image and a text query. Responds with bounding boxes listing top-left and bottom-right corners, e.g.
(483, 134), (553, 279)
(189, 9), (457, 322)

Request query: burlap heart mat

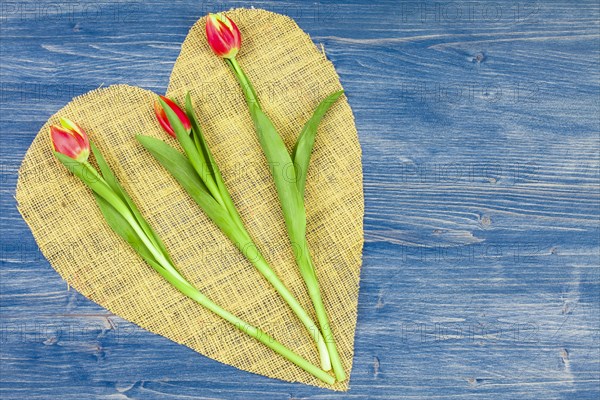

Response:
(16, 9), (363, 390)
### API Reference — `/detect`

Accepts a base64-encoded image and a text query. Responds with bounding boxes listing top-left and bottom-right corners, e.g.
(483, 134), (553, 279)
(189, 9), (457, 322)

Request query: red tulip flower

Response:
(49, 118), (90, 162)
(154, 95), (192, 138)
(205, 13), (241, 59)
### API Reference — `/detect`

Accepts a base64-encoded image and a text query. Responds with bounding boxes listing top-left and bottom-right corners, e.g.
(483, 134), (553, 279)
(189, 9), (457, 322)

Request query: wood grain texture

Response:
(1, 0), (599, 399)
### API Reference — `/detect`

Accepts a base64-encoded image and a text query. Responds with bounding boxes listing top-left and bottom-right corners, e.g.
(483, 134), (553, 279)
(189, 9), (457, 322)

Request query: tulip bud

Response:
(50, 118), (90, 162)
(154, 95), (192, 138)
(205, 13), (241, 59)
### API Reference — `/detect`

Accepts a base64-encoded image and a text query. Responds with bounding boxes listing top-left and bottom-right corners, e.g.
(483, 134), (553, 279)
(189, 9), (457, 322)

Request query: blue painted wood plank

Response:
(1, 0), (599, 399)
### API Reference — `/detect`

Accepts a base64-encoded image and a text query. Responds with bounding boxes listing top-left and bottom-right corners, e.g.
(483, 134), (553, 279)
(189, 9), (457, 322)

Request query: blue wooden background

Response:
(1, 1), (599, 398)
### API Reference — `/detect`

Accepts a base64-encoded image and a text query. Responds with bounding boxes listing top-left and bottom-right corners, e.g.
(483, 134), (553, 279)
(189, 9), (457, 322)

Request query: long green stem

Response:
(233, 229), (331, 371)
(228, 58), (260, 109)
(297, 242), (346, 381)
(227, 57), (346, 381)
(205, 176), (331, 370)
(212, 189), (334, 372)
(155, 264), (334, 385)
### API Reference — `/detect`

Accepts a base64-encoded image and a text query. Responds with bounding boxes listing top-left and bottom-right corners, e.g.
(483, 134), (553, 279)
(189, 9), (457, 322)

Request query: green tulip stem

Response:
(169, 275), (335, 385)
(226, 56), (346, 382)
(245, 246), (332, 371)
(298, 243), (346, 382)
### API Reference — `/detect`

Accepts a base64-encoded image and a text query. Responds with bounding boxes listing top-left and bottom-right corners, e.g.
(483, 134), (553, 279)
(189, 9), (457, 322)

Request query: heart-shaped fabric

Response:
(16, 9), (363, 390)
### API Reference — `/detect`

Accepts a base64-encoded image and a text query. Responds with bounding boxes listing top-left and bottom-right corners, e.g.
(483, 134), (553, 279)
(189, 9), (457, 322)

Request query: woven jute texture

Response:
(16, 9), (363, 390)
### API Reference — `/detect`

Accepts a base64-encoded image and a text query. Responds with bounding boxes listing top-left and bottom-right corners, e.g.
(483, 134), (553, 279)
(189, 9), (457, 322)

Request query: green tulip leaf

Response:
(54, 152), (129, 219)
(248, 103), (307, 241)
(184, 93), (247, 233)
(93, 192), (164, 272)
(136, 135), (241, 244)
(90, 142), (172, 264)
(184, 93), (219, 186)
(292, 90), (344, 197)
